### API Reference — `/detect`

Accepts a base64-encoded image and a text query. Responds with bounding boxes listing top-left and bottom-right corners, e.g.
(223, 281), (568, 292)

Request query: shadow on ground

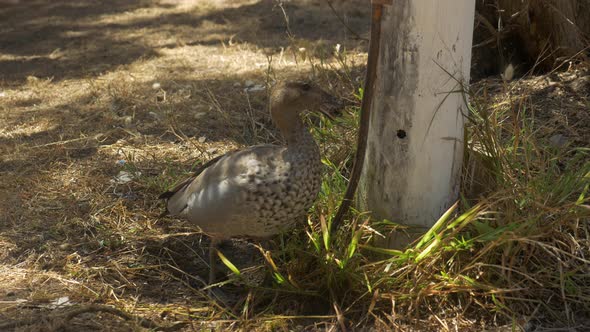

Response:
(0, 0), (369, 84)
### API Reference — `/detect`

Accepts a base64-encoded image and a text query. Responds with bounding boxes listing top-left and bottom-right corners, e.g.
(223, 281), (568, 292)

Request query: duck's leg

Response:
(207, 237), (232, 305)
(209, 237), (220, 285)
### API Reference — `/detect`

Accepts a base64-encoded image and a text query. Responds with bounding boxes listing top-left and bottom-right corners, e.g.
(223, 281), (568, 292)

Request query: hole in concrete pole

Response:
(397, 130), (406, 139)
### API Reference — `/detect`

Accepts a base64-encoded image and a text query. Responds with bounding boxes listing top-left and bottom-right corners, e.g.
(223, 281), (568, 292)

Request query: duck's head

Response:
(269, 81), (343, 126)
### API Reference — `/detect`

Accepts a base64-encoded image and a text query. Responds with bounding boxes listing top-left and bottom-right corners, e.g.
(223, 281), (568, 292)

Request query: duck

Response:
(159, 81), (343, 286)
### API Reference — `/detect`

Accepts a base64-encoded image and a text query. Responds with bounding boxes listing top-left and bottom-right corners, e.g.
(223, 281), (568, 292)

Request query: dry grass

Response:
(0, 0), (368, 330)
(1, 0), (590, 331)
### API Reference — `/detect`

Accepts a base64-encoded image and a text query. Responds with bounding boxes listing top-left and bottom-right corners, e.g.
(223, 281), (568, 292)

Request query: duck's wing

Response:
(159, 145), (284, 218)
(158, 153), (229, 216)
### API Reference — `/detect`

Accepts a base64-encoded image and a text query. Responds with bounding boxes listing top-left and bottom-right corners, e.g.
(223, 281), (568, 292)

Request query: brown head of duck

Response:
(269, 81), (344, 145)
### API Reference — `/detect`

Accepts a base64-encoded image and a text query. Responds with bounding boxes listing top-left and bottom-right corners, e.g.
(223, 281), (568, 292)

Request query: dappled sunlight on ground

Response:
(2, 0), (588, 330)
(0, 0), (368, 330)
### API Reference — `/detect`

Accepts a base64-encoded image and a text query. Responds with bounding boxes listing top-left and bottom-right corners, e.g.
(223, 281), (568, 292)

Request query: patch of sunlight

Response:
(88, 8), (171, 26)
(0, 120), (57, 139)
(78, 0), (259, 30)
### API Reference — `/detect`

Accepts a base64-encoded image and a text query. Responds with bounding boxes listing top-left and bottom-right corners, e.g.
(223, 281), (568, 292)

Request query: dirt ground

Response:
(0, 0), (369, 331)
(1, 0), (589, 331)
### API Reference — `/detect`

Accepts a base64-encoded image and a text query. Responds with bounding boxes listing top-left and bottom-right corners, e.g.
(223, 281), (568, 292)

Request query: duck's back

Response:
(163, 144), (322, 238)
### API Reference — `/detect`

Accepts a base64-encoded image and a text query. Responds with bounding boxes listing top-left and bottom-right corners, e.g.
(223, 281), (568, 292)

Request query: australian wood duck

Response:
(159, 81), (342, 285)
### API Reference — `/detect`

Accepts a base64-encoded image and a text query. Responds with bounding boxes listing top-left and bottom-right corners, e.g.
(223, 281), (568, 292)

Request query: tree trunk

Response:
(358, 0), (475, 248)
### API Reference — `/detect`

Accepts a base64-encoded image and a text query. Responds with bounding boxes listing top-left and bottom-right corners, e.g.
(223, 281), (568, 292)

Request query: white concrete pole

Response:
(358, 0), (476, 247)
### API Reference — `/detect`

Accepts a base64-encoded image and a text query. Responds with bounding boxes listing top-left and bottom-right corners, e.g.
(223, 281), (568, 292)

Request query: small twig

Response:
(66, 305), (188, 331)
(274, 0), (294, 39)
(31, 136), (89, 148)
(0, 304), (188, 332)
(333, 301), (348, 332)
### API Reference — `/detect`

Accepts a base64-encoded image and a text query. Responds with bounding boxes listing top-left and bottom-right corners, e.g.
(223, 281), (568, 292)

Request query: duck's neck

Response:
(276, 115), (319, 155)
(287, 124), (317, 151)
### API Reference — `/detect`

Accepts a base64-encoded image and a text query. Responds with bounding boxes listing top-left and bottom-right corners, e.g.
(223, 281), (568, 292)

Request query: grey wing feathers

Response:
(158, 153), (227, 215)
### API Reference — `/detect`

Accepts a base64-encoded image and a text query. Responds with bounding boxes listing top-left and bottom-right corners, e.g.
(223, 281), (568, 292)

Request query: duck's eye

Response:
(301, 83), (311, 91)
